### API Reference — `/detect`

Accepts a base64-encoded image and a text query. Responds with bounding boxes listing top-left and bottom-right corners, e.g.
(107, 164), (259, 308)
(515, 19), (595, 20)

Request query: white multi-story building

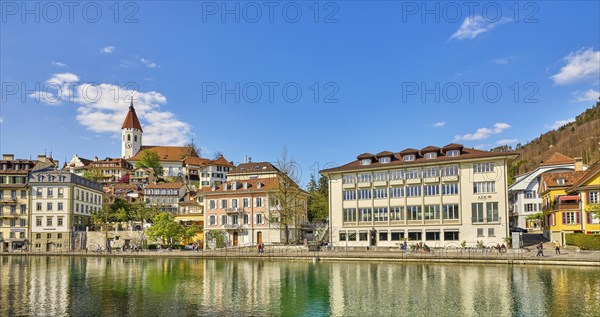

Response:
(320, 144), (519, 248)
(508, 153), (584, 230)
(29, 170), (103, 251)
(185, 156), (234, 188)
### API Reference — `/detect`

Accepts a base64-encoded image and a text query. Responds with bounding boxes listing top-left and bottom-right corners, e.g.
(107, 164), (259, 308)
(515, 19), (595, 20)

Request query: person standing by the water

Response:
(555, 241), (561, 255)
(536, 242), (544, 257)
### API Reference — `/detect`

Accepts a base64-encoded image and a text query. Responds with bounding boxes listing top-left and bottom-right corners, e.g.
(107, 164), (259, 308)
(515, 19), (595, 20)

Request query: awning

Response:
(559, 195), (580, 201)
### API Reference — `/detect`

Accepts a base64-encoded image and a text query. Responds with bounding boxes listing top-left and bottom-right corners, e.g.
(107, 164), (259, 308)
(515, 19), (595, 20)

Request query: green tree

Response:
(205, 230), (227, 248)
(83, 169), (104, 182)
(135, 150), (163, 177)
(307, 174), (329, 222)
(179, 225), (201, 244)
(587, 203), (600, 218)
(90, 198), (132, 250)
(146, 212), (181, 248)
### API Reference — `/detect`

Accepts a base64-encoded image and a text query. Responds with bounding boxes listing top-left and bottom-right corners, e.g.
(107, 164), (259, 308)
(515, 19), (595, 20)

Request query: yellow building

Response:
(540, 161), (599, 244)
(176, 192), (204, 245)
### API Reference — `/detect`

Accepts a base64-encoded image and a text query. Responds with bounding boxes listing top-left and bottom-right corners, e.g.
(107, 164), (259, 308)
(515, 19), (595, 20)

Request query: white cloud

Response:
(548, 118), (575, 130)
(100, 46), (115, 54)
(454, 123), (511, 141)
(496, 139), (518, 145)
(433, 122), (446, 128)
(140, 58), (158, 68)
(473, 144), (491, 150)
(29, 72), (80, 105)
(492, 56), (513, 65)
(572, 89), (600, 102)
(51, 61), (67, 67)
(449, 16), (509, 41)
(551, 48), (600, 85)
(0, 116), (3, 124)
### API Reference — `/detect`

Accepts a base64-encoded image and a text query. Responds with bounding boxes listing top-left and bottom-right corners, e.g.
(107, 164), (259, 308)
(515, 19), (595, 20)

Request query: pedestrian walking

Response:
(536, 242), (544, 257)
(257, 243), (262, 254)
(555, 241), (561, 255)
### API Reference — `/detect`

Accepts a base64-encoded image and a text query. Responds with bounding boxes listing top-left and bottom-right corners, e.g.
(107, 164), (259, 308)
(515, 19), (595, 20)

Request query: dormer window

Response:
(404, 155), (415, 161)
(447, 150), (460, 157)
(557, 178), (565, 186)
(379, 157), (391, 164)
(361, 159), (372, 166)
(424, 152), (437, 159)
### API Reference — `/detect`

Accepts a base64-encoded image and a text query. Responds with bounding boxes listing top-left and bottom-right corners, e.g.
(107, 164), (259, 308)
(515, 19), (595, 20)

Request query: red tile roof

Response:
(129, 146), (198, 162)
(541, 171), (587, 188)
(198, 177), (281, 195)
(569, 161), (600, 191)
(121, 102), (143, 132)
(540, 152), (576, 166)
(229, 162), (280, 175)
(146, 182), (186, 189)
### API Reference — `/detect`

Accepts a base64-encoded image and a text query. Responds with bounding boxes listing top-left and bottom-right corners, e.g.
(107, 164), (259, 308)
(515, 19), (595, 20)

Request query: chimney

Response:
(2, 154), (14, 161)
(574, 157), (583, 171)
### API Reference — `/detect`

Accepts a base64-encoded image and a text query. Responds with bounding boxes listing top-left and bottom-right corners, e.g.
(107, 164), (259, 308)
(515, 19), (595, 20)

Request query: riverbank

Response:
(3, 247), (599, 267)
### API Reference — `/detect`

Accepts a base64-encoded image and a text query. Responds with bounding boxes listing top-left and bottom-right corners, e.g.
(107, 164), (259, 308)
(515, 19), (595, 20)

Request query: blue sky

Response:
(1, 1), (599, 186)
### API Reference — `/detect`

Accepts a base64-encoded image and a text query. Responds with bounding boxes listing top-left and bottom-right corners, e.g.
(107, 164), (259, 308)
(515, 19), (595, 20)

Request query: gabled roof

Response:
(121, 101), (143, 132)
(375, 151), (394, 158)
(357, 153), (375, 160)
(541, 171), (586, 188)
(229, 162), (280, 175)
(198, 177), (281, 194)
(540, 152), (575, 166)
(443, 143), (464, 150)
(184, 157), (212, 166)
(146, 182), (186, 189)
(569, 161), (600, 191)
(420, 146), (440, 153)
(211, 156), (234, 167)
(129, 146), (198, 162)
(399, 148), (419, 155)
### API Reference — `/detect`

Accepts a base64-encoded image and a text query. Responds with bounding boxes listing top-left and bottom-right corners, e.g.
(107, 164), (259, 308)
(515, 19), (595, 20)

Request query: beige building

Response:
(320, 144), (518, 248)
(30, 170), (103, 251)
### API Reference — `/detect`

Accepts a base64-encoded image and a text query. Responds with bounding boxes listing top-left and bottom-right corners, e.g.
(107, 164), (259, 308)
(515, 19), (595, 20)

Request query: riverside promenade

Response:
(5, 244), (599, 267)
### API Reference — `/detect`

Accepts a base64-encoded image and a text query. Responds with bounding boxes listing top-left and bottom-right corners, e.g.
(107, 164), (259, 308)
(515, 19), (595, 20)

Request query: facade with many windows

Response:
(143, 183), (187, 213)
(29, 170), (103, 251)
(321, 144), (518, 248)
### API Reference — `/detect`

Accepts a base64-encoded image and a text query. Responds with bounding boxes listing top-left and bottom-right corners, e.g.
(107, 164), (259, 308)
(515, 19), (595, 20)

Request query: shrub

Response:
(565, 234), (600, 250)
(147, 244), (158, 250)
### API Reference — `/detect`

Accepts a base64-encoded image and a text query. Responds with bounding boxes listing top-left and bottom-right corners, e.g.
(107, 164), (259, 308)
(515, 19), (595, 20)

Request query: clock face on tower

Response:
(125, 142), (132, 149)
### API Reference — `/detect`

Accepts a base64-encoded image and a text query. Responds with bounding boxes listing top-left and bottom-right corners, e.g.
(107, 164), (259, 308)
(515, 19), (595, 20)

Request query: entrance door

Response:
(370, 229), (377, 247)
(46, 242), (53, 252)
(233, 232), (239, 246)
(257, 231), (263, 245)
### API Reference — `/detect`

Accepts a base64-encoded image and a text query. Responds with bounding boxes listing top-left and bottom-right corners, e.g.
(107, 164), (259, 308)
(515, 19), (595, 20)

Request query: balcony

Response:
(0, 197), (17, 204)
(224, 207), (244, 214)
(546, 202), (581, 212)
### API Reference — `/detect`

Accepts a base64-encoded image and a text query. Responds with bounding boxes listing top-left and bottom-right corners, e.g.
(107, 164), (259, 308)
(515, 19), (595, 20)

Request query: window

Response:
(47, 217), (53, 226)
(424, 205), (440, 220)
(406, 169), (420, 179)
(209, 215), (216, 225)
(359, 208), (372, 222)
(343, 190), (356, 201)
(243, 214), (249, 225)
(348, 231), (357, 241)
(589, 191), (599, 204)
(20, 205), (26, 215)
(473, 162), (495, 173)
(408, 231), (422, 241)
(380, 157), (391, 164)
(374, 172), (387, 182)
(389, 170), (404, 181)
(557, 179), (565, 186)
(374, 207), (388, 222)
(232, 215), (239, 224)
(443, 204), (460, 220)
(563, 212), (579, 224)
(221, 199), (227, 209)
(255, 198), (263, 207)
(47, 188), (53, 196)
(243, 198), (249, 208)
(447, 150), (460, 157)
(424, 185), (439, 196)
(231, 199), (238, 208)
(58, 217), (63, 226)
(379, 231), (388, 241)
(360, 159), (371, 166)
(525, 190), (535, 199)
(221, 215), (228, 225)
(525, 203), (536, 212)
(424, 152), (437, 159)
(404, 154), (415, 161)
(256, 214), (264, 224)
(36, 233), (41, 239)
(390, 187), (404, 198)
(486, 202), (499, 222)
(426, 231), (440, 241)
(391, 231), (404, 241)
(373, 188), (388, 199)
(423, 167), (438, 178)
(442, 183), (458, 195)
(358, 189), (371, 200)
(36, 217), (42, 226)
(58, 188), (64, 196)
(343, 208), (357, 222)
(47, 203), (53, 211)
(406, 185), (421, 197)
(477, 228), (484, 237)
(57, 203), (63, 211)
(473, 182), (496, 194)
(9, 219), (16, 227)
(472, 203), (484, 223)
(358, 173), (372, 183)
(444, 231), (459, 241)
(36, 188), (42, 196)
(339, 231), (347, 241)
(342, 175), (356, 184)
(10, 190), (16, 198)
(407, 205), (422, 221)
(359, 231), (368, 241)
(487, 228), (495, 237)
(47, 233), (52, 239)
(390, 206), (403, 221)
(441, 165), (458, 176)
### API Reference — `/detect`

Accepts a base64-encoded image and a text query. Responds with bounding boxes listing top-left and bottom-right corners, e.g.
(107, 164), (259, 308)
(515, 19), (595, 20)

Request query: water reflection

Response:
(0, 256), (598, 316)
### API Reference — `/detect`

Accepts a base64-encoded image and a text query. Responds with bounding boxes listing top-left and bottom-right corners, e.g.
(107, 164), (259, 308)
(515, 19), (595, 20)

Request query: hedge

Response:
(565, 234), (600, 250)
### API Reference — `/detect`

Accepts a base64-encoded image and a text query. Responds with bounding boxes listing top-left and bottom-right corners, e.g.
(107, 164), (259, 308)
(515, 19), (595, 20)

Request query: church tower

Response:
(121, 98), (143, 159)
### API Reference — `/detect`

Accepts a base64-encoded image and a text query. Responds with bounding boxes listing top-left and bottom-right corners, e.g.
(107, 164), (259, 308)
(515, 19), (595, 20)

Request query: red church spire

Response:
(121, 97), (143, 132)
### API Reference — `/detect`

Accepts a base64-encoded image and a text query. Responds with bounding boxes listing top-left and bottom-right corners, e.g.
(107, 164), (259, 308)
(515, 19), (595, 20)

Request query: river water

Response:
(0, 256), (598, 316)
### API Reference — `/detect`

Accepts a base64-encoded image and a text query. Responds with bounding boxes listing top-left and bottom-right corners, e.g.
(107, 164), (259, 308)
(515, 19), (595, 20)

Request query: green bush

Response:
(147, 244), (158, 250)
(565, 234), (600, 250)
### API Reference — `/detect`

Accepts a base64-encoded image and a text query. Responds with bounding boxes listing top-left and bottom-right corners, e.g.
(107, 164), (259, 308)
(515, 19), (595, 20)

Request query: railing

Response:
(224, 207), (244, 214)
(551, 202), (581, 211)
(0, 197), (17, 203)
